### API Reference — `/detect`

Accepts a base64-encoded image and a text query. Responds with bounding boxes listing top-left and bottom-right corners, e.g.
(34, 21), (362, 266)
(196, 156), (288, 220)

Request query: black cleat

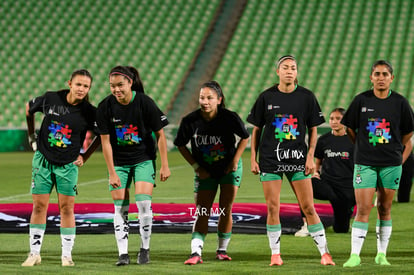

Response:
(116, 254), (130, 266)
(137, 248), (150, 264)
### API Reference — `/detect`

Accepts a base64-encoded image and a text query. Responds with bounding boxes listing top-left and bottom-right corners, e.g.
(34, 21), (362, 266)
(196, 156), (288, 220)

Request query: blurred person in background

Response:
(295, 107), (355, 237)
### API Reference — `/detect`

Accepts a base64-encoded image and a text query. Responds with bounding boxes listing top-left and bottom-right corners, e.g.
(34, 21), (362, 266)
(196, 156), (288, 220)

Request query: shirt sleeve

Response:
(400, 97), (414, 135)
(174, 117), (191, 146)
(28, 94), (46, 115)
(246, 93), (265, 127)
(87, 105), (99, 135)
(306, 93), (325, 128)
(96, 100), (110, 135)
(143, 95), (169, 132)
(231, 111), (250, 139)
(341, 96), (360, 130)
(314, 135), (324, 159)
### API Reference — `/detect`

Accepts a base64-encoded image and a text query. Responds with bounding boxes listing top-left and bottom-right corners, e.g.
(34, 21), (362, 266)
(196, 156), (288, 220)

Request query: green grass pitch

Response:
(0, 151), (413, 274)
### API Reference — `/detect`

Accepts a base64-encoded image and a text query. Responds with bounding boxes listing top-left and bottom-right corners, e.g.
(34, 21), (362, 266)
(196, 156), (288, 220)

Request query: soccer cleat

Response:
(321, 253), (335, 265)
(116, 254), (130, 266)
(184, 253), (203, 265)
(61, 256), (75, 266)
(294, 224), (310, 237)
(216, 250), (232, 261)
(343, 253), (361, 267)
(269, 253), (283, 266)
(21, 253), (41, 266)
(137, 248), (150, 264)
(375, 253), (391, 266)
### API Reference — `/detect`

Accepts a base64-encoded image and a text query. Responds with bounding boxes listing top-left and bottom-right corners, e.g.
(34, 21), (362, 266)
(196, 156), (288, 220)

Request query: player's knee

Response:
(59, 204), (74, 217)
(266, 205), (280, 217)
(32, 203), (47, 215)
(377, 203), (391, 217)
(139, 213), (152, 224)
(301, 204), (316, 217)
(218, 204), (233, 215)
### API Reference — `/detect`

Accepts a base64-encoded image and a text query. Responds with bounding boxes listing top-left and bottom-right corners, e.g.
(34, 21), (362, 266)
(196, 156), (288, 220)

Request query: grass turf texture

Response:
(1, 151), (414, 274)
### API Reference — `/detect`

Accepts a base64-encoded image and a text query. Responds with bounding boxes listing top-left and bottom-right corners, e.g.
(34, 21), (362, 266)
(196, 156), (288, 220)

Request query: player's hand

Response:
(305, 157), (315, 176)
(251, 160), (260, 175)
(225, 161), (238, 174)
(196, 167), (210, 180)
(312, 171), (321, 179)
(160, 166), (171, 182)
(74, 155), (84, 167)
(28, 133), (37, 151)
(109, 174), (121, 188)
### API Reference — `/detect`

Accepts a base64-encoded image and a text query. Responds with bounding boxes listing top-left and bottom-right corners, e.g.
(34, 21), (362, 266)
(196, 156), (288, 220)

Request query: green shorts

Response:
(260, 171), (311, 182)
(109, 160), (156, 191)
(194, 160), (243, 192)
(31, 151), (78, 196)
(353, 164), (402, 190)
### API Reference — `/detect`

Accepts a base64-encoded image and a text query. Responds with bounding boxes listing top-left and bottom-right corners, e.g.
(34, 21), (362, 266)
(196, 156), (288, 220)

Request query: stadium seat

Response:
(211, 0), (414, 122)
(0, 0), (224, 127)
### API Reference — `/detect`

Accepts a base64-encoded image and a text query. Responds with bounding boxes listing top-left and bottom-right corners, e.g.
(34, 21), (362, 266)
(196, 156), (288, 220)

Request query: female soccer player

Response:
(22, 69), (99, 267)
(295, 107), (355, 236)
(96, 65), (170, 266)
(247, 55), (335, 266)
(174, 81), (249, 265)
(342, 60), (414, 267)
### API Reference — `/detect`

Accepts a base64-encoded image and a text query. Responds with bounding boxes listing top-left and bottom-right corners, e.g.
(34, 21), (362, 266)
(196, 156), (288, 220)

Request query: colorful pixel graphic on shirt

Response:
(115, 124), (142, 146)
(272, 114), (300, 142)
(200, 143), (226, 164)
(48, 120), (72, 148)
(366, 118), (391, 146)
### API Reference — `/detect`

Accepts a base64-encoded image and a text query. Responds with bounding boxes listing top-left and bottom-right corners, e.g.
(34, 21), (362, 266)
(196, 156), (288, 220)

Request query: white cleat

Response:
(21, 253), (41, 266)
(61, 256), (75, 266)
(294, 224), (310, 237)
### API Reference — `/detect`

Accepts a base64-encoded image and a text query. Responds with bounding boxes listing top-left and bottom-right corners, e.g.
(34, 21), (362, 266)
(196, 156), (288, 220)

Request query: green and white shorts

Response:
(194, 160), (243, 192)
(353, 164), (402, 190)
(109, 160), (156, 191)
(260, 171), (311, 182)
(31, 151), (78, 196)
